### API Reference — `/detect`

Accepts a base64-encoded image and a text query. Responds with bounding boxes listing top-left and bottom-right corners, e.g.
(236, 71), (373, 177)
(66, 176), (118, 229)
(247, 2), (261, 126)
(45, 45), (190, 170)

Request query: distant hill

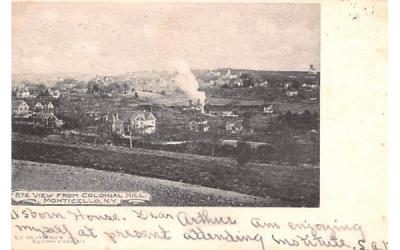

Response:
(12, 73), (93, 87)
(12, 69), (319, 88)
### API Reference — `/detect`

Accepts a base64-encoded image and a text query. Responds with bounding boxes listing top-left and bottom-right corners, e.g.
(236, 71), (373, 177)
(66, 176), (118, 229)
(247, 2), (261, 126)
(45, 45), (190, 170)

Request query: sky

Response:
(12, 3), (320, 75)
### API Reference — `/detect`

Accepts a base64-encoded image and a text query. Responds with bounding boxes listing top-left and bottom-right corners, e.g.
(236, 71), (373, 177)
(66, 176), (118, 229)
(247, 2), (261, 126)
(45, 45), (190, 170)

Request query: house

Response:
(53, 90), (61, 98)
(128, 110), (156, 135)
(188, 119), (209, 132)
(283, 82), (293, 89)
(95, 75), (115, 86)
(15, 86), (30, 98)
(256, 81), (269, 87)
(226, 120), (243, 133)
(74, 87), (88, 94)
(208, 70), (221, 77)
(44, 102), (55, 114)
(94, 114), (110, 122)
(12, 100), (30, 116)
(32, 113), (63, 128)
(34, 102), (44, 112)
(47, 88), (61, 98)
(231, 79), (243, 87)
(263, 105), (274, 114)
(225, 69), (238, 79)
(301, 83), (319, 89)
(286, 90), (299, 97)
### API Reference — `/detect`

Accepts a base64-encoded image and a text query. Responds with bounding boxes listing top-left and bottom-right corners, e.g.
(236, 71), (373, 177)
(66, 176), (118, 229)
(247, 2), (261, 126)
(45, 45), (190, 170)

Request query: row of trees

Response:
(269, 110), (319, 131)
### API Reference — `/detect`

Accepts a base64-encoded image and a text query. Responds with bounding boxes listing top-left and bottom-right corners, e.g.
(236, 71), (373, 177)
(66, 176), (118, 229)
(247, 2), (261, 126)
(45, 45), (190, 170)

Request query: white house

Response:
(301, 83), (319, 89)
(12, 100), (30, 116)
(286, 90), (299, 97)
(45, 102), (55, 113)
(263, 105), (274, 114)
(46, 102), (54, 109)
(257, 81), (269, 87)
(129, 111), (156, 135)
(226, 120), (243, 133)
(16, 86), (30, 98)
(47, 88), (61, 98)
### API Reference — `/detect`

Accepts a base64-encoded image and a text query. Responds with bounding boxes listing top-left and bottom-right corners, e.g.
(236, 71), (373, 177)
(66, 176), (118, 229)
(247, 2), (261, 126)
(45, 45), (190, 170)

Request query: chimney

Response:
(116, 113), (118, 121)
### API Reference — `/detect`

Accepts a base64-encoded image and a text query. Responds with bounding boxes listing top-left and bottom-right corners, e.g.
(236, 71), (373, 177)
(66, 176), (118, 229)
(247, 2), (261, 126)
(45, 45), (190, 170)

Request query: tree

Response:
(92, 83), (100, 93)
(123, 82), (130, 94)
(240, 73), (255, 88)
(36, 83), (47, 93)
(210, 130), (221, 157)
(235, 141), (252, 166)
(242, 112), (251, 132)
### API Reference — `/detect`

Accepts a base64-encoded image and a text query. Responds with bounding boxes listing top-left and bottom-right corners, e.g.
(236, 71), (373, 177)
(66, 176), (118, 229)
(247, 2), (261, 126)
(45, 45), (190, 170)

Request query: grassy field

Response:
(12, 138), (319, 207)
(13, 160), (285, 206)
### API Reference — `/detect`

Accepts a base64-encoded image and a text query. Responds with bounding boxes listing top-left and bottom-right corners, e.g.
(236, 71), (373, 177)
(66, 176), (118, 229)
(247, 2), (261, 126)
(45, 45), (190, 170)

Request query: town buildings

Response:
(12, 98), (63, 129)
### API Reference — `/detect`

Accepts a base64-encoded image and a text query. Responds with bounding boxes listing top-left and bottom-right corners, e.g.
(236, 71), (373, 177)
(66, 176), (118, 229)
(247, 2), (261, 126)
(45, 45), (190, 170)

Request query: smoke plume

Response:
(171, 58), (206, 105)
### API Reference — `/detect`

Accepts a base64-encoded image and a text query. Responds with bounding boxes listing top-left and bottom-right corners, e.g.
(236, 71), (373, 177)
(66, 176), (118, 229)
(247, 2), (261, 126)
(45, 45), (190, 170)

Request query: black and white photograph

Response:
(12, 3), (320, 207)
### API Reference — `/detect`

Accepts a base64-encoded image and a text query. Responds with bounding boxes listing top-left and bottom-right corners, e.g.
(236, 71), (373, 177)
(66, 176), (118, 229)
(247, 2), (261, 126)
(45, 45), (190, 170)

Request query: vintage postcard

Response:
(10, 1), (387, 249)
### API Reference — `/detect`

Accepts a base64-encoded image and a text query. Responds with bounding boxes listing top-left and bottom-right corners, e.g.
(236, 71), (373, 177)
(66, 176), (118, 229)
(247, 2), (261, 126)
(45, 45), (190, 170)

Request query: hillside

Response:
(12, 72), (92, 87)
